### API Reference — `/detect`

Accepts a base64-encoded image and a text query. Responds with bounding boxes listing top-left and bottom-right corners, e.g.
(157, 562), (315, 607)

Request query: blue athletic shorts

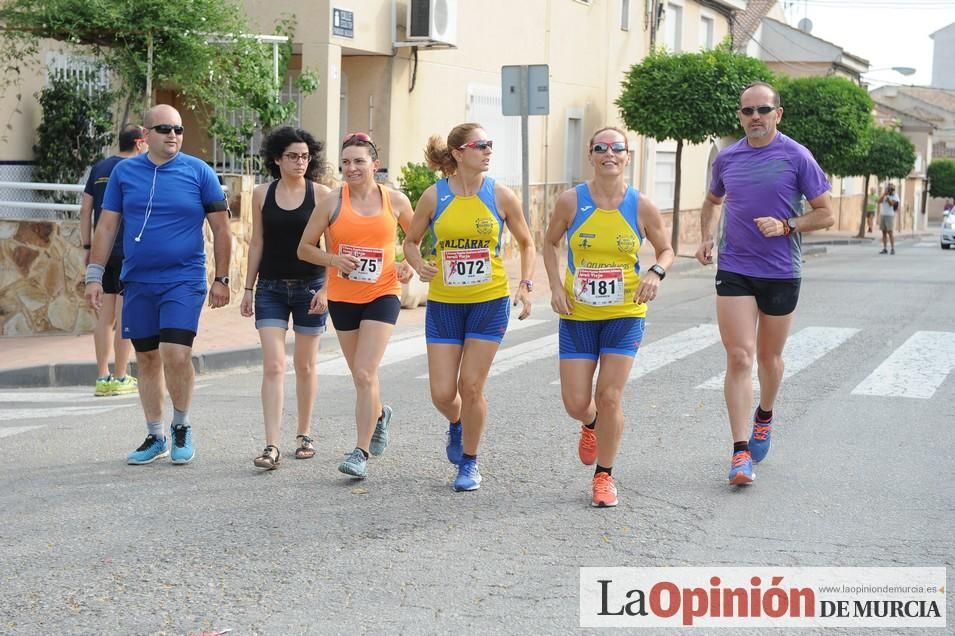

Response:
(122, 280), (206, 349)
(558, 317), (645, 360)
(254, 278), (328, 336)
(425, 296), (510, 345)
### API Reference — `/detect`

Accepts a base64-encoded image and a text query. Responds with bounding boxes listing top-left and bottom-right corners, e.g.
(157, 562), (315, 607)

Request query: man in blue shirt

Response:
(85, 104), (232, 465)
(80, 124), (146, 397)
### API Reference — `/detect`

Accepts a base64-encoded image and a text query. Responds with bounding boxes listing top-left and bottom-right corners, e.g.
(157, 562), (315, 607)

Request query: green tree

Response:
(34, 75), (114, 203)
(396, 162), (438, 259)
(844, 125), (916, 237)
(616, 45), (773, 253)
(927, 159), (955, 199)
(776, 76), (873, 177)
(0, 0), (317, 165)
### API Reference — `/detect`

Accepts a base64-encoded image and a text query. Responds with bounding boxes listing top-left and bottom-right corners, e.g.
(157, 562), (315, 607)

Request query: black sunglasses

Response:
(148, 124), (185, 135)
(739, 106), (777, 117)
(591, 141), (628, 154)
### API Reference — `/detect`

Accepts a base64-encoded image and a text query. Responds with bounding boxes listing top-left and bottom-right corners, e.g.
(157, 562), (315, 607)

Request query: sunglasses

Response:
(148, 124), (184, 135)
(739, 105), (777, 117)
(591, 141), (628, 154)
(283, 152), (311, 163)
(458, 140), (493, 151)
(342, 132), (378, 157)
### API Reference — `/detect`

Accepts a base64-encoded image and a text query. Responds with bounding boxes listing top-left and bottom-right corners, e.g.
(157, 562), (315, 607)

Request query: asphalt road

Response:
(2, 239), (953, 635)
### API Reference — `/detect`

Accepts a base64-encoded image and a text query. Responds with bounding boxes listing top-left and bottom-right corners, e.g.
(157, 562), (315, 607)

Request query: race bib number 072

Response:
(442, 248), (492, 286)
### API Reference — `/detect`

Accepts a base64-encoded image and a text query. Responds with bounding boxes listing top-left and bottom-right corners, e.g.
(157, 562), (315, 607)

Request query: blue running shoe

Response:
(728, 450), (754, 486)
(169, 425), (195, 464)
(369, 405), (393, 456)
(338, 448), (368, 478)
(453, 457), (482, 491)
(127, 434), (169, 465)
(749, 411), (773, 463)
(446, 423), (463, 465)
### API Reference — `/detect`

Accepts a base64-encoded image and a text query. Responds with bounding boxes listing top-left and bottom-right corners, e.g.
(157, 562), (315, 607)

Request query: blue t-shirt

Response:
(102, 152), (226, 283)
(709, 132), (830, 279)
(83, 155), (125, 259)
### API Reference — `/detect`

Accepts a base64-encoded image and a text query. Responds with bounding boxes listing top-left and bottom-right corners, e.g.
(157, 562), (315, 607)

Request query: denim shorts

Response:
(254, 278), (328, 335)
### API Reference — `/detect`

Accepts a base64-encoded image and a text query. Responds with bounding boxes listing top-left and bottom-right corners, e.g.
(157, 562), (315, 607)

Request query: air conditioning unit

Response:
(407, 0), (458, 47)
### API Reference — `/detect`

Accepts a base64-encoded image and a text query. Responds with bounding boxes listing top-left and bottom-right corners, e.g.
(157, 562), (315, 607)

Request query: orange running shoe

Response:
(578, 425), (597, 465)
(591, 472), (618, 507)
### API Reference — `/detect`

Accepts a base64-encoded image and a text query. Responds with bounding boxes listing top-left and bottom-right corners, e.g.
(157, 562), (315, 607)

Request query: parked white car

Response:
(942, 210), (955, 249)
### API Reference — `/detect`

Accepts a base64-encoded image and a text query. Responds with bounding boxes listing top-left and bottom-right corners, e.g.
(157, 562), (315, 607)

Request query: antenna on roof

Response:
(797, 17), (813, 34)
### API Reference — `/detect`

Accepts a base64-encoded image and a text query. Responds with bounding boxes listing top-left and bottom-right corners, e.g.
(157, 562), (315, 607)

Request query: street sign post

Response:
(502, 64), (549, 225)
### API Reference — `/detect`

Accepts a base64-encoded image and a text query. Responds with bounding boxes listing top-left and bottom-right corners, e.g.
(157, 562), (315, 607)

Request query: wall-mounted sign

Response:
(333, 8), (354, 38)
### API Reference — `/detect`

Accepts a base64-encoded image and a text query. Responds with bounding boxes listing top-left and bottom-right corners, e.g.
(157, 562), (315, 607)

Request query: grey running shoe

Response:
(369, 405), (393, 456)
(338, 448), (368, 478)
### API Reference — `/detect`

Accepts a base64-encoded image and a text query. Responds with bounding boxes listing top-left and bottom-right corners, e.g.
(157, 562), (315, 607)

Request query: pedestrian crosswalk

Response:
(3, 319), (954, 441)
(310, 316), (955, 401)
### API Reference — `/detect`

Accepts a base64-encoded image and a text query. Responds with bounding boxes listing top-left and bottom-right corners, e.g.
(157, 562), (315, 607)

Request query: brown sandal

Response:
(295, 435), (316, 459)
(253, 445), (280, 470)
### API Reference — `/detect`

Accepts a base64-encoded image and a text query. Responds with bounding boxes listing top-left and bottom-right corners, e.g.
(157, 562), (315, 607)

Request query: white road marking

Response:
(0, 391), (139, 403)
(0, 426), (44, 438)
(852, 331), (955, 399)
(316, 319), (545, 377)
(546, 324), (723, 385)
(697, 326), (859, 390)
(0, 404), (135, 422)
(487, 334), (558, 378)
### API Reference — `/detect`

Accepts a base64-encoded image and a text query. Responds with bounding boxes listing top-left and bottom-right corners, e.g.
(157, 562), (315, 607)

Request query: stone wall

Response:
(0, 175), (255, 336)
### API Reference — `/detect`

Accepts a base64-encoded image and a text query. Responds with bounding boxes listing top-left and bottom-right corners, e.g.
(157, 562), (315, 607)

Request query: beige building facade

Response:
(239, 0), (742, 240)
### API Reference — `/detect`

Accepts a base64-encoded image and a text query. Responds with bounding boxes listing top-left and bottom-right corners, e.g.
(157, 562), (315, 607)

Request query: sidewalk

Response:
(0, 226), (932, 387)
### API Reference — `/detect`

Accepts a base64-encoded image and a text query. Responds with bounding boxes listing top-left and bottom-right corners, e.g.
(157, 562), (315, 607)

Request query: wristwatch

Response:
(786, 217), (798, 233)
(214, 276), (230, 286)
(519, 278), (534, 291)
(648, 264), (666, 280)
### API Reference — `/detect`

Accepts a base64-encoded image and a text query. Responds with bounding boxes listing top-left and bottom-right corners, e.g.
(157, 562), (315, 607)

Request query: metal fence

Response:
(212, 73), (304, 183)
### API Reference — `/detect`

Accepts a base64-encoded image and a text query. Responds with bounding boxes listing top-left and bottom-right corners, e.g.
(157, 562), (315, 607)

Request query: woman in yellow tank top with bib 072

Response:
(403, 122), (536, 493)
(298, 132), (415, 480)
(543, 126), (674, 509)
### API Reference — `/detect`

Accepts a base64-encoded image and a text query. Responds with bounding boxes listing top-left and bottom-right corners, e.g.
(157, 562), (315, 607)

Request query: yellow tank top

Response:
(427, 177), (509, 304)
(563, 183), (646, 321)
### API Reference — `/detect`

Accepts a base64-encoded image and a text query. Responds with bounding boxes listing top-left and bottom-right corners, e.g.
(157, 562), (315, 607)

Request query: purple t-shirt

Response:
(709, 132), (830, 279)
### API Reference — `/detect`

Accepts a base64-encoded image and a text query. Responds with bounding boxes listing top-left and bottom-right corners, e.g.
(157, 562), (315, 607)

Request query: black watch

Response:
(648, 264), (666, 280)
(214, 276), (230, 286)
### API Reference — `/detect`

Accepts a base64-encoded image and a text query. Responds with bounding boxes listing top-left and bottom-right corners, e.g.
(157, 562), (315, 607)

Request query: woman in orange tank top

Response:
(298, 133), (414, 480)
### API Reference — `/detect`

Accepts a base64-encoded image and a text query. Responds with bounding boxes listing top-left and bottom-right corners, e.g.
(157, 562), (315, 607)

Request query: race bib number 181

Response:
(575, 267), (624, 306)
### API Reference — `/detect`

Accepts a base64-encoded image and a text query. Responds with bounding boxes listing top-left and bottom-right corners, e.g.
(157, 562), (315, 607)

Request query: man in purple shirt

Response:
(695, 82), (834, 486)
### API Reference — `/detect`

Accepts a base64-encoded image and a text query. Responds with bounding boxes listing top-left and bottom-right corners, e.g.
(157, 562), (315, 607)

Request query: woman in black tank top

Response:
(240, 127), (332, 470)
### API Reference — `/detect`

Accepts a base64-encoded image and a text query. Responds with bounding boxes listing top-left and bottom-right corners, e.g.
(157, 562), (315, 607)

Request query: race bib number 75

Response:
(339, 244), (383, 283)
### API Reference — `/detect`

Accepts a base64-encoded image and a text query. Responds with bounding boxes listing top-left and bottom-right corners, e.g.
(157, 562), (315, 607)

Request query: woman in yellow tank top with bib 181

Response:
(298, 132), (414, 480)
(543, 126), (674, 508)
(403, 122), (536, 493)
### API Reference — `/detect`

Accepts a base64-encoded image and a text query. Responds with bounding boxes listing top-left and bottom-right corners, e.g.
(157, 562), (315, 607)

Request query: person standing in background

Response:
(80, 124), (147, 396)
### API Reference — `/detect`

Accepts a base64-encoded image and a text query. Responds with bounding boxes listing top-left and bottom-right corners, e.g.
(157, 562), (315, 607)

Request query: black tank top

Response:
(259, 180), (325, 280)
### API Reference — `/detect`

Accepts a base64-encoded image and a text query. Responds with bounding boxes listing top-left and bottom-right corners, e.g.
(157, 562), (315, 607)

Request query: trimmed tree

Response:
(33, 75), (115, 203)
(776, 76), (873, 177)
(0, 1), (316, 164)
(616, 45), (773, 253)
(927, 159), (955, 200)
(845, 126), (916, 237)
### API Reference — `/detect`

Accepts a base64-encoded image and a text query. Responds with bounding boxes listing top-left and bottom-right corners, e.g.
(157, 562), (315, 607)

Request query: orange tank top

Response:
(326, 184), (400, 303)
